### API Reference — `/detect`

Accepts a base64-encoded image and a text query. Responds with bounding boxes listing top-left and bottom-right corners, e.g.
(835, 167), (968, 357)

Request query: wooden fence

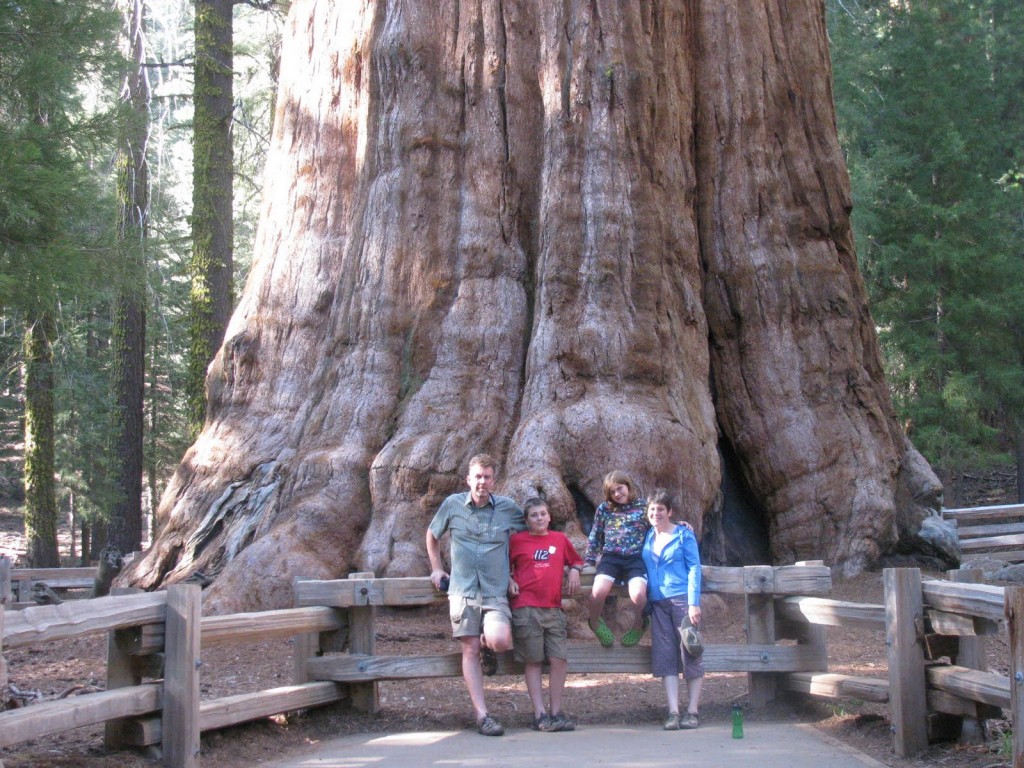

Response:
(944, 502), (1024, 564)
(2, 564), (1023, 768)
(0, 557), (97, 608)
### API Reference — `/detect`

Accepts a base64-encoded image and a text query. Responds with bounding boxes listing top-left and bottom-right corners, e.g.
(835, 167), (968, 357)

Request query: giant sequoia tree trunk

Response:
(125, 0), (941, 612)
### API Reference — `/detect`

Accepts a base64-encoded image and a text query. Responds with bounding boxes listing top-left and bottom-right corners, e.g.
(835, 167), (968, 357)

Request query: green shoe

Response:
(621, 616), (650, 647)
(589, 618), (615, 648)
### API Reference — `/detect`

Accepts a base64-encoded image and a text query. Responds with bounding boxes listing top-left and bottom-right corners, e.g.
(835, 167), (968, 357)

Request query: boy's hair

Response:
(467, 453), (498, 473)
(647, 488), (676, 512)
(522, 496), (549, 515)
(603, 470), (639, 503)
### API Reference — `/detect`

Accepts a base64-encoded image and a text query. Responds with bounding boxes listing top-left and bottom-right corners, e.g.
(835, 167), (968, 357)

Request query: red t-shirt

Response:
(509, 530), (584, 609)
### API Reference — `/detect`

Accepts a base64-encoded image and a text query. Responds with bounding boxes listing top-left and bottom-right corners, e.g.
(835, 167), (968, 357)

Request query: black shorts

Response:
(595, 552), (648, 584)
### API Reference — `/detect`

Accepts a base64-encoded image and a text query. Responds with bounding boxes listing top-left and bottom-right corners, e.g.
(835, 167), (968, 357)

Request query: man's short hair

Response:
(468, 453), (498, 473)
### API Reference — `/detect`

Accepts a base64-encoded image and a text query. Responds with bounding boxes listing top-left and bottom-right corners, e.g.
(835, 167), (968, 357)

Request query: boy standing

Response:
(509, 497), (584, 732)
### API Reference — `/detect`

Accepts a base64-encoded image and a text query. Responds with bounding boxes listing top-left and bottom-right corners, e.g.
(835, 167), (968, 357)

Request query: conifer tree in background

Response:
(108, 0), (151, 556)
(187, 0), (234, 438)
(829, 0), (1024, 500)
(0, 0), (121, 564)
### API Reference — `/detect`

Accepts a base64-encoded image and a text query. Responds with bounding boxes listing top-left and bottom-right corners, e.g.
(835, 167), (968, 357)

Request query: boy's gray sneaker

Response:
(680, 711), (700, 729)
(477, 714), (504, 736)
(549, 712), (576, 732)
(663, 712), (681, 731)
(532, 714), (555, 732)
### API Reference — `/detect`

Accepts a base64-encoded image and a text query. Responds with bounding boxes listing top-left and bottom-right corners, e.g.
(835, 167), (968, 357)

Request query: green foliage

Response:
(0, 0), (122, 554)
(828, 0), (1024, 477)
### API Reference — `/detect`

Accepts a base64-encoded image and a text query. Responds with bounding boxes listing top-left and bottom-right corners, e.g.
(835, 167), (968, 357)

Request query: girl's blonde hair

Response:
(602, 470), (639, 504)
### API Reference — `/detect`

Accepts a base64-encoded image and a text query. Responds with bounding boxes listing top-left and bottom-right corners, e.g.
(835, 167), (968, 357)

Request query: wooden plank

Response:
(0, 603), (6, 690)
(943, 503), (1024, 522)
(119, 683), (350, 746)
(119, 716), (163, 747)
(200, 682), (348, 732)
(201, 606), (345, 648)
(294, 577), (441, 608)
(0, 555), (12, 607)
(884, 568), (928, 757)
(1006, 586), (1024, 768)
(957, 521), (1024, 539)
(306, 642), (826, 682)
(922, 580), (1006, 622)
(162, 584), (201, 768)
(968, 549), (1024, 563)
(775, 596), (885, 631)
(948, 569), (987, 744)
(962, 534), (1024, 551)
(294, 565), (834, 608)
(926, 608), (999, 637)
(0, 684), (162, 748)
(116, 623), (165, 655)
(346, 573), (378, 713)
(9, 567), (97, 580)
(784, 672), (888, 702)
(2, 592), (168, 648)
(926, 664), (1011, 709)
(745, 566), (777, 707)
(105, 588), (142, 749)
(927, 688), (1002, 720)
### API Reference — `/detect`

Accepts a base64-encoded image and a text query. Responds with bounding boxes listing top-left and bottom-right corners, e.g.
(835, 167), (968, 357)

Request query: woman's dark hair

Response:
(647, 488), (676, 511)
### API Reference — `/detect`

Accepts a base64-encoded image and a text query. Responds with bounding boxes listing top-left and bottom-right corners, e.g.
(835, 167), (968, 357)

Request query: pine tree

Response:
(0, 0), (122, 563)
(829, 0), (1024, 490)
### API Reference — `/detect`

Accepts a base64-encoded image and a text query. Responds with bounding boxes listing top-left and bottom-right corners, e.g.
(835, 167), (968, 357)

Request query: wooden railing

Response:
(778, 566), (1018, 763)
(3, 563), (1023, 767)
(0, 556), (97, 608)
(944, 502), (1024, 563)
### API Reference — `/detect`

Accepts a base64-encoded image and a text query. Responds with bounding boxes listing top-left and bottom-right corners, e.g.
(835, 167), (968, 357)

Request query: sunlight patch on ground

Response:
(368, 732), (461, 746)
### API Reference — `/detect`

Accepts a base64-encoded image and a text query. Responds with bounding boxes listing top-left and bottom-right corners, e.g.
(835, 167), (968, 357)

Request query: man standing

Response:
(426, 453), (525, 736)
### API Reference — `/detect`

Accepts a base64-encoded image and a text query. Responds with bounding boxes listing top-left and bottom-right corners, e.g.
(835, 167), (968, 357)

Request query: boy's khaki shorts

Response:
(511, 606), (568, 663)
(449, 594), (511, 638)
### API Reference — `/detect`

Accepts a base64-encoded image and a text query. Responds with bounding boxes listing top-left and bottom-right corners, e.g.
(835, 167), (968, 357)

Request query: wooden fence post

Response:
(105, 587), (143, 749)
(1005, 585), (1024, 768)
(1, 600), (6, 691)
(163, 584), (201, 768)
(0, 555), (8, 692)
(293, 576), (319, 686)
(348, 572), (378, 713)
(744, 565), (777, 707)
(0, 555), (11, 608)
(792, 560), (828, 663)
(947, 568), (986, 743)
(884, 567), (928, 757)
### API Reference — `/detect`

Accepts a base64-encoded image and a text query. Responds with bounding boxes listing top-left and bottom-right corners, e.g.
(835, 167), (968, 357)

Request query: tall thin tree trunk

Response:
(187, 0), (234, 438)
(108, 0), (150, 556)
(23, 312), (59, 567)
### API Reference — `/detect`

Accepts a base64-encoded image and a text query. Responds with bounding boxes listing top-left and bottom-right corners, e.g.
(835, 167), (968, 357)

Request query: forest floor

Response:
(0, 468), (1019, 768)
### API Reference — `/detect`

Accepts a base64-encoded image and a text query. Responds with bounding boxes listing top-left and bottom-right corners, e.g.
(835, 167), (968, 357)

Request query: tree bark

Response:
(187, 0), (235, 438)
(125, 0), (940, 611)
(108, 0), (150, 557)
(24, 311), (60, 567)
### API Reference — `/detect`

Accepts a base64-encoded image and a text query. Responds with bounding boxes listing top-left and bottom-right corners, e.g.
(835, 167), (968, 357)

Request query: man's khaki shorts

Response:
(449, 594), (512, 638)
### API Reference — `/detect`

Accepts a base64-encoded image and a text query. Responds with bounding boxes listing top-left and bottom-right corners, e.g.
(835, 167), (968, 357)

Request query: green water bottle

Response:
(731, 703), (744, 739)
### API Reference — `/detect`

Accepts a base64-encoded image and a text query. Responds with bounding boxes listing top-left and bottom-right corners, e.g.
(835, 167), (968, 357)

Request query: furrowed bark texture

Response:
(124, 0), (940, 611)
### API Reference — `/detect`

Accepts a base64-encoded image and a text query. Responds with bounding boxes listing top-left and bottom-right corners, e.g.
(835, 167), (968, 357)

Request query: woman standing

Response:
(641, 489), (704, 730)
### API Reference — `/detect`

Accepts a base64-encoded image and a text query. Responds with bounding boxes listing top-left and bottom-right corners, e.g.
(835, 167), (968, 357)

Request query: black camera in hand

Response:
(438, 575), (450, 592)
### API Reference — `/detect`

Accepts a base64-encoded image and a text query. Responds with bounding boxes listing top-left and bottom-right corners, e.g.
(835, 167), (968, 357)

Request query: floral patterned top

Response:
(584, 498), (649, 564)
